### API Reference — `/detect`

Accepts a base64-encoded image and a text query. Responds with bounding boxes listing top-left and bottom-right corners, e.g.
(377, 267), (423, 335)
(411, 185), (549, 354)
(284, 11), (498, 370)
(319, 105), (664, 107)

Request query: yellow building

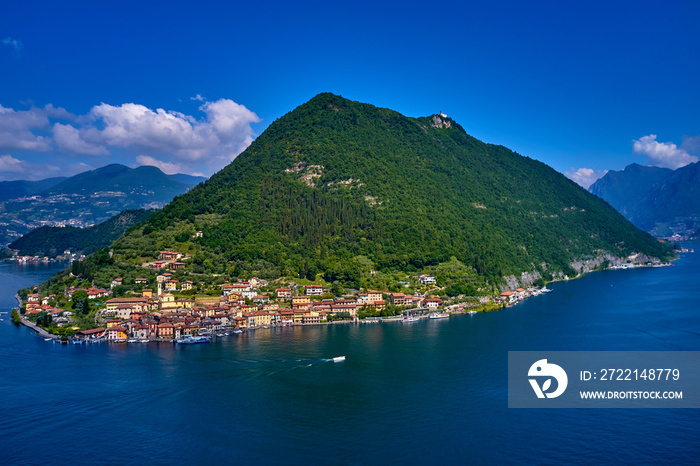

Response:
(175, 299), (194, 309)
(292, 296), (311, 310)
(160, 293), (177, 309)
(105, 297), (147, 311)
(243, 310), (272, 327)
(293, 310), (308, 324)
(107, 327), (128, 340)
(181, 280), (194, 291)
(302, 311), (322, 324)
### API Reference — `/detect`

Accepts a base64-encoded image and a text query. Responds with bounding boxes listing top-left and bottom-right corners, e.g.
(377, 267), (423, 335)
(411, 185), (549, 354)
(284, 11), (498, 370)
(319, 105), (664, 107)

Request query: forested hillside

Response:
(46, 93), (673, 292)
(9, 209), (153, 257)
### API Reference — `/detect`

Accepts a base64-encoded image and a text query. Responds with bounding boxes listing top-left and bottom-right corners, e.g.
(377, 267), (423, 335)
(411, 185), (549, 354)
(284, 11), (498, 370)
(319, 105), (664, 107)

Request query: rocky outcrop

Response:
(501, 251), (665, 290)
(430, 115), (452, 129)
(503, 270), (542, 290)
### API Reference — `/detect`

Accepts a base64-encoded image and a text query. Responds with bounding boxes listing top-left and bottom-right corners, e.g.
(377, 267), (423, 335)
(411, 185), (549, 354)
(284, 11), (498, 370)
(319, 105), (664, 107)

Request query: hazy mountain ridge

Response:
(589, 162), (700, 237)
(0, 177), (68, 202)
(0, 165), (207, 246)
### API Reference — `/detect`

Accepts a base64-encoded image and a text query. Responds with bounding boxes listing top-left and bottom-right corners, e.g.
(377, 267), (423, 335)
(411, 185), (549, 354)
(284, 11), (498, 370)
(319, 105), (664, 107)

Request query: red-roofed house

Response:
(424, 298), (443, 309)
(159, 251), (182, 260)
(305, 285), (324, 296)
(389, 293), (409, 306)
(107, 327), (128, 341)
(157, 323), (174, 339)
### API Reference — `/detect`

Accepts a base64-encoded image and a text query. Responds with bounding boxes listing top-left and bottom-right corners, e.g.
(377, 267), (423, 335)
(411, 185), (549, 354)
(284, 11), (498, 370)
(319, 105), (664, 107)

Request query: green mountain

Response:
(62, 94), (672, 292)
(0, 164), (205, 246)
(9, 209), (153, 258)
(590, 162), (700, 236)
(43, 164), (191, 198)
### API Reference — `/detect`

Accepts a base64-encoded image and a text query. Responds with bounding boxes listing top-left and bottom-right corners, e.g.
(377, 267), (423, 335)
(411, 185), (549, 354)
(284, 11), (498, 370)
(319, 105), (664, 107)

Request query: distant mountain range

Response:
(0, 164), (207, 246)
(0, 177), (68, 202)
(589, 162), (700, 237)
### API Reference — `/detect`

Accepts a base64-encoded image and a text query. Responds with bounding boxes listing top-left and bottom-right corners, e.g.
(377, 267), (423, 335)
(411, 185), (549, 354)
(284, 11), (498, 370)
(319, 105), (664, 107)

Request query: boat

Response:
(332, 356), (346, 362)
(44, 338), (52, 341)
(467, 310), (477, 315)
(127, 338), (139, 343)
(401, 316), (419, 323)
(233, 329), (243, 334)
(428, 313), (449, 319)
(176, 335), (210, 344)
(540, 287), (552, 293)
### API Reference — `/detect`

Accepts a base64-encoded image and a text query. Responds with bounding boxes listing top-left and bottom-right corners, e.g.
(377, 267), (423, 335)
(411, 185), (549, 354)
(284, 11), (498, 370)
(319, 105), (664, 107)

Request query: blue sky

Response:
(1, 0), (698, 187)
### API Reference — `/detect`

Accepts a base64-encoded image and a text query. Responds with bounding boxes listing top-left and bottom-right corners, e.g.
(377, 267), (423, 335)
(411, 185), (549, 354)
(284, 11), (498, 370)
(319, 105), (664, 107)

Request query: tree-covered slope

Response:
(107, 93), (671, 287)
(9, 209), (153, 257)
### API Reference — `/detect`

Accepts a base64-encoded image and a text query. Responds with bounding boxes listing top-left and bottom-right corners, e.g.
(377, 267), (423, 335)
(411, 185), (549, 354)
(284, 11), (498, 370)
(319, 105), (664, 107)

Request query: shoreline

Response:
(19, 315), (59, 340)
(13, 254), (682, 346)
(14, 293), (60, 341)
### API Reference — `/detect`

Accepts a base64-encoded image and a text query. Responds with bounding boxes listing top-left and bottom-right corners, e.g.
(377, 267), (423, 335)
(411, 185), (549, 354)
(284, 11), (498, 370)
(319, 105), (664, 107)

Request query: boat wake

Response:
(240, 356), (348, 379)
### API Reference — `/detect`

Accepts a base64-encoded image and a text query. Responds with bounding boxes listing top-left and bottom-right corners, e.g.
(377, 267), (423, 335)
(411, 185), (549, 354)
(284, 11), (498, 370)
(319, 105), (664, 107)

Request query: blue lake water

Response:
(1, 248), (699, 465)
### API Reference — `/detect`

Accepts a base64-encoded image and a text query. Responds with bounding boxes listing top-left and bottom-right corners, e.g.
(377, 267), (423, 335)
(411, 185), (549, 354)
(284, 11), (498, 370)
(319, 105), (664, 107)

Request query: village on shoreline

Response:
(13, 249), (563, 344)
(14, 244), (681, 345)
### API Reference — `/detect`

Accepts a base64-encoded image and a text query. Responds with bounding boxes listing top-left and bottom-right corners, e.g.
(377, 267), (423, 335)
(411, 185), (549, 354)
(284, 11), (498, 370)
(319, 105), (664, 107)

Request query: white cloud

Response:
(191, 94), (205, 102)
(53, 123), (108, 155)
(0, 105), (53, 151)
(0, 97), (259, 178)
(0, 154), (28, 173)
(200, 99), (260, 154)
(565, 167), (608, 189)
(135, 155), (184, 175)
(633, 134), (699, 169)
(0, 154), (62, 181)
(49, 98), (261, 174)
(85, 99), (260, 163)
(2, 37), (23, 53)
(88, 103), (205, 157)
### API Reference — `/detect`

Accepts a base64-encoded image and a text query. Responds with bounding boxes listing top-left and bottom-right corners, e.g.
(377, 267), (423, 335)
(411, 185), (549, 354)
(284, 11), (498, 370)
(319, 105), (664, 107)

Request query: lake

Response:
(1, 248), (699, 465)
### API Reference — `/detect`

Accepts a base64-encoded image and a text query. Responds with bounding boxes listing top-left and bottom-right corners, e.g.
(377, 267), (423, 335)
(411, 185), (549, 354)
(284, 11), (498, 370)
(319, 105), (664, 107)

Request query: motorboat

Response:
(176, 335), (210, 344)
